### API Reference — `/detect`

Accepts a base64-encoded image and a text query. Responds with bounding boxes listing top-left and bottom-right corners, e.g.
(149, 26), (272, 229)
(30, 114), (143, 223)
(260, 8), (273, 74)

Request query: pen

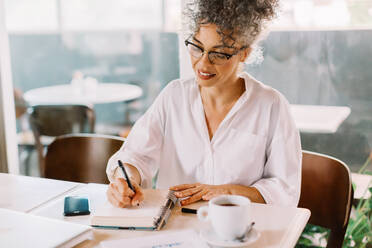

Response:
(181, 208), (197, 214)
(118, 160), (136, 193)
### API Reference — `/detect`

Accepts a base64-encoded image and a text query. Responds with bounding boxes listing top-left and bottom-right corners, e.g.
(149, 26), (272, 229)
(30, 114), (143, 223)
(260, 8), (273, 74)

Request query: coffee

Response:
(197, 195), (251, 241)
(218, 203), (238, 207)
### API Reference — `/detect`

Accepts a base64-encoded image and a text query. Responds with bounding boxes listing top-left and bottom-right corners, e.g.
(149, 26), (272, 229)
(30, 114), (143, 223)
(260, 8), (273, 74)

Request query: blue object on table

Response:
(63, 196), (90, 216)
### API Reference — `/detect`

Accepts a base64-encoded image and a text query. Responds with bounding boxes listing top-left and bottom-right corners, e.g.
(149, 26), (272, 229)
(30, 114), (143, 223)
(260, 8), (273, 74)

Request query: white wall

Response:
(0, 0), (20, 174)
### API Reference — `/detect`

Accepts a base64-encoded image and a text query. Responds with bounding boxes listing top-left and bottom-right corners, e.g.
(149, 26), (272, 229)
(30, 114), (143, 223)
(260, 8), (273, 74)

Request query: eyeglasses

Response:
(184, 40), (245, 65)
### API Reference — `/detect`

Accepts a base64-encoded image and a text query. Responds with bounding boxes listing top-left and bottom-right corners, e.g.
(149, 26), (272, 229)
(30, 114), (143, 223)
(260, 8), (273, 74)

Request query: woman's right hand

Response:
(106, 178), (144, 208)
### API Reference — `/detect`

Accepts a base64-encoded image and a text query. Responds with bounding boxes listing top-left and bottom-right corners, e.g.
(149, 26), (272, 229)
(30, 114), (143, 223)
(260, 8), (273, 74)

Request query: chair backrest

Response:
(28, 104), (95, 176)
(299, 151), (354, 248)
(45, 133), (124, 184)
(28, 104), (95, 136)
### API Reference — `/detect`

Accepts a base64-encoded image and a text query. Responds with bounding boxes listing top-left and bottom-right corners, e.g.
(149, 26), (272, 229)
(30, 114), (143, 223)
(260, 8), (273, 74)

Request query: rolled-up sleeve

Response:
(106, 85), (169, 188)
(252, 95), (302, 207)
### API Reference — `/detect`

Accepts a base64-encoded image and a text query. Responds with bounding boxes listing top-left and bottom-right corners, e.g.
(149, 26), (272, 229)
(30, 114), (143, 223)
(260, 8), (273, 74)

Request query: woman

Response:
(106, 0), (302, 208)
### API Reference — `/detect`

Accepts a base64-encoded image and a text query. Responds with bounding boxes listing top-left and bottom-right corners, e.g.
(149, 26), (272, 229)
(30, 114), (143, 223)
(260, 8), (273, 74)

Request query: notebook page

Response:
(92, 189), (168, 218)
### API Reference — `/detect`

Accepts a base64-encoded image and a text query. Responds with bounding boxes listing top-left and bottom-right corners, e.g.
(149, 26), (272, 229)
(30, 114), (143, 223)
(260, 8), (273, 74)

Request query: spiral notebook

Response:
(90, 189), (177, 230)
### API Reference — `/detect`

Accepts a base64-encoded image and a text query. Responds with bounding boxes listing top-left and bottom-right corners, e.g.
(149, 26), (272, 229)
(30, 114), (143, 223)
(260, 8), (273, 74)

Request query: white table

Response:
(31, 183), (311, 248)
(24, 83), (143, 105)
(290, 104), (351, 133)
(0, 174), (310, 248)
(0, 173), (80, 212)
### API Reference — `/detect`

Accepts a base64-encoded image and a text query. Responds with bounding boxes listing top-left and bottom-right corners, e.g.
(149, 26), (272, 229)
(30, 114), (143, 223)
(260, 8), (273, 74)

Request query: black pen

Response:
(181, 208), (197, 214)
(118, 160), (136, 193)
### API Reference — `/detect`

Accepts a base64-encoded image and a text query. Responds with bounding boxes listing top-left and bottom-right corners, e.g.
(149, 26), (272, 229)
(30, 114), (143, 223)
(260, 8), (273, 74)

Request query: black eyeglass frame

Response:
(184, 40), (246, 65)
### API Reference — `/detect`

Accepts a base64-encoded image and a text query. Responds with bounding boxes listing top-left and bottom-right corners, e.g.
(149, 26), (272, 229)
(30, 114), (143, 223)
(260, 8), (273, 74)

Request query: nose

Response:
(198, 52), (212, 66)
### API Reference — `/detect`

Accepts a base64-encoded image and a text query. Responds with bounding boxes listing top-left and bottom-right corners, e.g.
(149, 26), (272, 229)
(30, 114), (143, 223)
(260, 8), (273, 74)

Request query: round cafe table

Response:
(24, 83), (143, 105)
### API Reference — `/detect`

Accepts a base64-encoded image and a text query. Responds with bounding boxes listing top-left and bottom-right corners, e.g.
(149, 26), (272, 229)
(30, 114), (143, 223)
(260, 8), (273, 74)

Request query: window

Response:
(5, 0), (181, 33)
(5, 0), (181, 176)
(60, 0), (163, 31)
(272, 0), (372, 30)
(5, 0), (58, 32)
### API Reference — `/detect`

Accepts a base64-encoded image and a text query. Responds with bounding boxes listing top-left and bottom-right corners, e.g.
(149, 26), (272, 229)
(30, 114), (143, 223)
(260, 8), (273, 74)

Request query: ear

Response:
(240, 46), (252, 62)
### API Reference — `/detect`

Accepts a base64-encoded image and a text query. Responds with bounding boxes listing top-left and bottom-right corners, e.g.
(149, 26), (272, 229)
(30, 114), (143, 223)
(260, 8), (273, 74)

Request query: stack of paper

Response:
(0, 208), (92, 248)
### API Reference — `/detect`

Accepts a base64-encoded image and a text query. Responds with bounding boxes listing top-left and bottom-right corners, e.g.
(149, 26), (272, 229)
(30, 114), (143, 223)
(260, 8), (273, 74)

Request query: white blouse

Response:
(107, 72), (302, 206)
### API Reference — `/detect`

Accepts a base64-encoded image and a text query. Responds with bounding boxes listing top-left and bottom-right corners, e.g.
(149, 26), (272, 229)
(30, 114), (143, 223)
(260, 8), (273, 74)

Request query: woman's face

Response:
(189, 23), (249, 89)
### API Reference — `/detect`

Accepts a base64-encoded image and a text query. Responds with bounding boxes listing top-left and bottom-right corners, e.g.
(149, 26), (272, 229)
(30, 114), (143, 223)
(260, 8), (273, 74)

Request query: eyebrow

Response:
(192, 37), (235, 49)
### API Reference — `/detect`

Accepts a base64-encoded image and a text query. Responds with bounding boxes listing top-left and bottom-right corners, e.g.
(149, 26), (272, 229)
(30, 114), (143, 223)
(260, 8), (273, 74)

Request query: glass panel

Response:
(5, 0), (58, 32)
(6, 0), (180, 176)
(60, 0), (163, 31)
(245, 0), (372, 172)
(178, 0), (372, 173)
(272, 0), (372, 29)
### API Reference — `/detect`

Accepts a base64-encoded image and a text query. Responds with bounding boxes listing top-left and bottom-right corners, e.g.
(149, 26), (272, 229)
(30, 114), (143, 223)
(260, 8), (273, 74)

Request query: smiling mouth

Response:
(198, 70), (216, 80)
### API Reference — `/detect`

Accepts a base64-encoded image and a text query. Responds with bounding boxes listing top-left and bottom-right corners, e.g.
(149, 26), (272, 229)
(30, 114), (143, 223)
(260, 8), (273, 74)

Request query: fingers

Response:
(107, 188), (120, 207)
(171, 183), (208, 205)
(180, 189), (207, 206)
(106, 186), (132, 208)
(115, 178), (135, 197)
(106, 179), (137, 208)
(202, 188), (230, 201)
(111, 184), (131, 204)
(202, 192), (217, 201)
(174, 186), (202, 198)
(131, 182), (144, 206)
(170, 183), (201, 191)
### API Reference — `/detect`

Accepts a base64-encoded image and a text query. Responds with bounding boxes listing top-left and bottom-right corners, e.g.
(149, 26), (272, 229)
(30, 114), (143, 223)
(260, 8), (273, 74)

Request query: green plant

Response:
(296, 154), (372, 248)
(296, 224), (329, 247)
(343, 155), (372, 248)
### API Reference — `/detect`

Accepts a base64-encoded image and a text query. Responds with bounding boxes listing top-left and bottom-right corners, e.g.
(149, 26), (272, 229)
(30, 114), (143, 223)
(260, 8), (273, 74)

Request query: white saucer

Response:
(200, 226), (260, 248)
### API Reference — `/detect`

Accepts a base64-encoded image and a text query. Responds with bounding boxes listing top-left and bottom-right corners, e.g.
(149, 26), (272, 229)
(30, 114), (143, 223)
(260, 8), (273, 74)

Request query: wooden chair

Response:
(28, 104), (95, 176)
(45, 133), (124, 184)
(299, 151), (354, 248)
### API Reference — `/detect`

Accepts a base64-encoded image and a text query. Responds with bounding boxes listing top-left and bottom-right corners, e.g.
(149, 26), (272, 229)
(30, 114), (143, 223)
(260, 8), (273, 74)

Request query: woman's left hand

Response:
(169, 183), (235, 206)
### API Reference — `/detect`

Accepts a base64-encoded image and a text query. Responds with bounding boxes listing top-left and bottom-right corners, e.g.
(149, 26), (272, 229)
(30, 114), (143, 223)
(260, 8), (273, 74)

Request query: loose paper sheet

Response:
(100, 229), (208, 248)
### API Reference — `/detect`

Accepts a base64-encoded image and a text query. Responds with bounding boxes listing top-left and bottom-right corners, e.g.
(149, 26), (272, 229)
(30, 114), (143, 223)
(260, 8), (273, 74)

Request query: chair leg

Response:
(326, 229), (347, 248)
(24, 149), (32, 176)
(34, 142), (45, 177)
(18, 146), (27, 175)
(18, 145), (34, 176)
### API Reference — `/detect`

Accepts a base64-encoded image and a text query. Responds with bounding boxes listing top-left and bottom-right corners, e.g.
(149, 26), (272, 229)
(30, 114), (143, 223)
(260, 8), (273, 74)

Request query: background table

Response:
(25, 85), (351, 134)
(31, 183), (311, 248)
(24, 83), (143, 105)
(21, 83), (143, 149)
(290, 104), (351, 133)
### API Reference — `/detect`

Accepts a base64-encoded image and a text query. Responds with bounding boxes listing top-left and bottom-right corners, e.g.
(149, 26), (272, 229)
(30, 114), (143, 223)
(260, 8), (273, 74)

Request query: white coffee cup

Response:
(197, 195), (251, 241)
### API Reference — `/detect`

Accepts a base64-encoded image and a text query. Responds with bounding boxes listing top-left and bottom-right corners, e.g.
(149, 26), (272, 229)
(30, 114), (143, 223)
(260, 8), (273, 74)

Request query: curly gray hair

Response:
(183, 0), (279, 63)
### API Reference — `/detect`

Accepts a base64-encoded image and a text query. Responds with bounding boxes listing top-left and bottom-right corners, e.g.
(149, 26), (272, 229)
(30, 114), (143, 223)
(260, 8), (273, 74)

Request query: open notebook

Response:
(90, 189), (177, 230)
(0, 208), (92, 248)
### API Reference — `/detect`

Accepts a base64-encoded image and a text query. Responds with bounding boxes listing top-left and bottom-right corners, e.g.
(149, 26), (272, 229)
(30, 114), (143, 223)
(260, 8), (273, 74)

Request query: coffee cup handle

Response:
(197, 206), (209, 221)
